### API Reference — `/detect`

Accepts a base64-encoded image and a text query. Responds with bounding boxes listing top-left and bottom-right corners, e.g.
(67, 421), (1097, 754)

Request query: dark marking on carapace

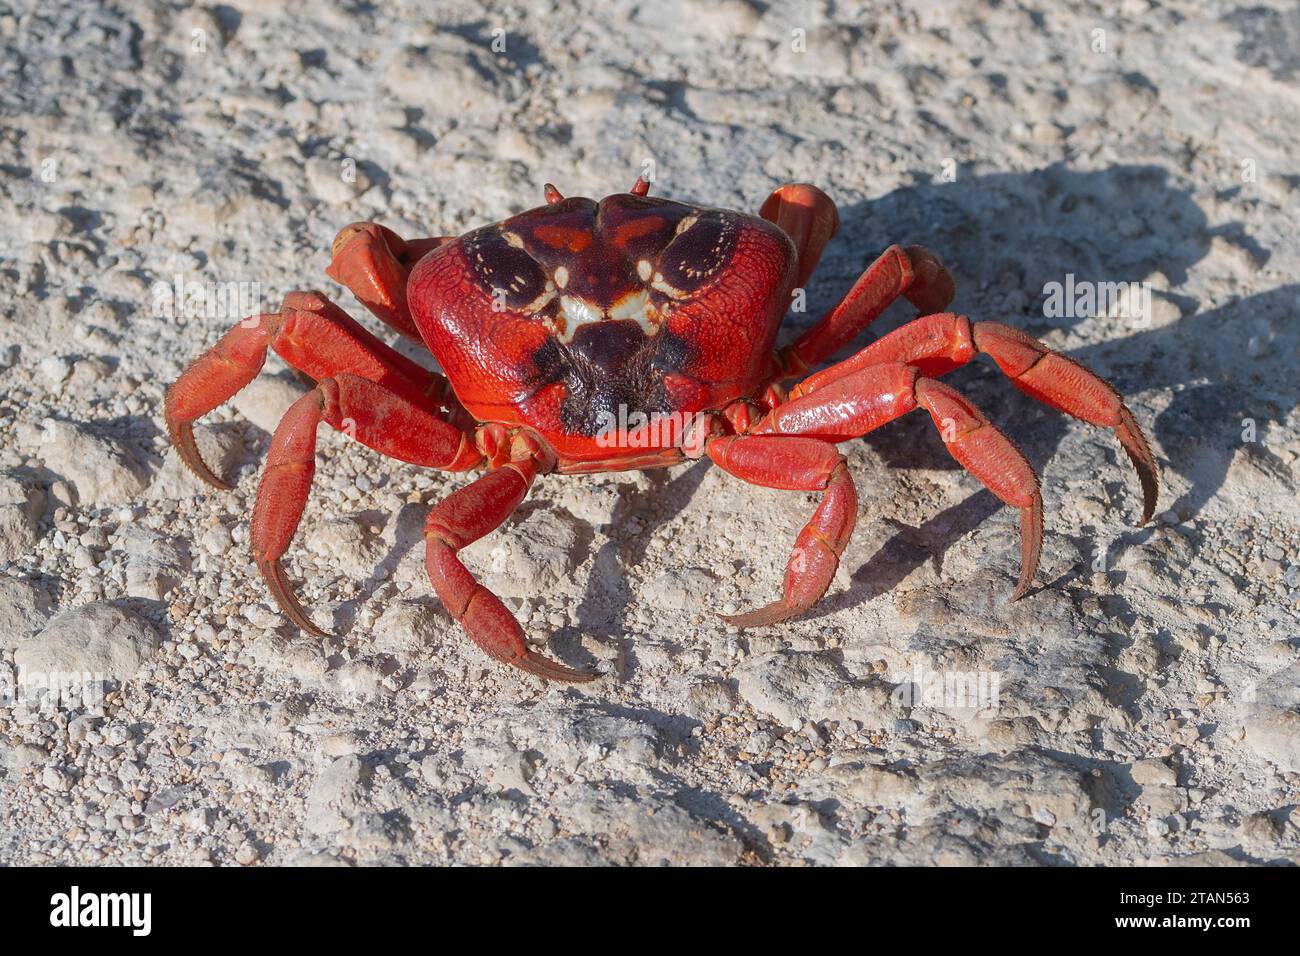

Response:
(460, 228), (550, 310)
(526, 320), (697, 436)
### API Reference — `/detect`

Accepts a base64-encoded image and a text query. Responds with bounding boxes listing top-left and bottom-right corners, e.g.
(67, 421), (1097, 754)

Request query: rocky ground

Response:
(0, 0), (1297, 866)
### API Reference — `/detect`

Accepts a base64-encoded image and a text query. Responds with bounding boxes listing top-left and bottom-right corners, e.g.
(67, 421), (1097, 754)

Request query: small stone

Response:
(1130, 758), (1178, 787)
(37, 356), (71, 386)
(305, 755), (372, 835)
(234, 842), (260, 865)
(200, 524), (233, 556)
(42, 765), (73, 791)
(0, 471), (45, 563)
(6, 743), (49, 769)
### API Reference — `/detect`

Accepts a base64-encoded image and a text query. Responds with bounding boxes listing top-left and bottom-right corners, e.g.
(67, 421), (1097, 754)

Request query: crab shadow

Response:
(592, 163), (1296, 626)
(573, 462), (711, 641)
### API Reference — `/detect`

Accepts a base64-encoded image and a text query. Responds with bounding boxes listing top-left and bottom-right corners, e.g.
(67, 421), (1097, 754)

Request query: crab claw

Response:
(544, 182), (564, 204)
(630, 175), (651, 197)
(163, 313), (283, 490)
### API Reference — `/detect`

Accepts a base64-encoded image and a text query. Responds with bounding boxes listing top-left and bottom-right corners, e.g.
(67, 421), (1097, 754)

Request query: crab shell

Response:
(407, 192), (798, 468)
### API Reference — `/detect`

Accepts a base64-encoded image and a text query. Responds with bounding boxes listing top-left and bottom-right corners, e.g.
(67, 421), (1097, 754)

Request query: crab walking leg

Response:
(252, 374), (480, 636)
(707, 435), (858, 628)
(776, 244), (957, 377)
(326, 222), (452, 340)
(424, 461), (598, 683)
(164, 291), (453, 489)
(759, 183), (841, 289)
(756, 362), (1045, 600)
(790, 312), (1159, 523)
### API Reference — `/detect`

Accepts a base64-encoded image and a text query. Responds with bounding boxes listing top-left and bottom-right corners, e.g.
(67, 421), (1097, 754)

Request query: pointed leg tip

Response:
(169, 419), (232, 490)
(298, 619), (332, 639)
(1013, 497), (1044, 604)
(257, 555), (329, 637)
(1114, 407), (1160, 530)
(516, 650), (600, 683)
(1138, 479), (1159, 527)
(719, 602), (801, 630)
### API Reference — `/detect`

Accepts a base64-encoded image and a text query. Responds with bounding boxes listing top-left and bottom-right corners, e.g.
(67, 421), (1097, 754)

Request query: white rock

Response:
(304, 517), (377, 577)
(646, 567), (717, 610)
(39, 420), (149, 507)
(0, 506), (39, 564)
(42, 765), (73, 792)
(735, 650), (895, 728)
(0, 471), (45, 563)
(114, 526), (187, 600)
(557, 481), (622, 527)
(305, 754), (371, 835)
(15, 602), (159, 686)
(305, 156), (370, 205)
(3, 743), (49, 770)
(0, 577), (54, 650)
(470, 507), (580, 599)
(1130, 758), (1177, 788)
(384, 45), (502, 116)
(149, 425), (243, 499)
(200, 524), (233, 555)
(230, 373), (307, 433)
(37, 356), (71, 387)
(554, 790), (742, 866)
(372, 600), (444, 656)
(1243, 666), (1300, 773)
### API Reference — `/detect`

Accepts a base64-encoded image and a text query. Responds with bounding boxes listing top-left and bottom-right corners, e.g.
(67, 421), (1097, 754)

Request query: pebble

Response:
(200, 524), (233, 556)
(37, 356), (71, 386)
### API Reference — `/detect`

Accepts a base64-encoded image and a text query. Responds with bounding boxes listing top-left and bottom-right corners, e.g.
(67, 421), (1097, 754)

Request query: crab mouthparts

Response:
(553, 288), (664, 342)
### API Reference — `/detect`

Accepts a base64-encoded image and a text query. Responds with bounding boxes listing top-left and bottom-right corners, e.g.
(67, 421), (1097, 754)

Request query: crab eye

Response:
(463, 229), (550, 312)
(655, 212), (737, 294)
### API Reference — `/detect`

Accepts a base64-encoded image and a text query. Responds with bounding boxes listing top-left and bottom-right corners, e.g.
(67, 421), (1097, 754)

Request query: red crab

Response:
(164, 177), (1158, 682)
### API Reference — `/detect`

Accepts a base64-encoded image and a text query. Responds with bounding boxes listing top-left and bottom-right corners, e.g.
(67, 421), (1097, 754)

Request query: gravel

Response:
(0, 0), (1297, 866)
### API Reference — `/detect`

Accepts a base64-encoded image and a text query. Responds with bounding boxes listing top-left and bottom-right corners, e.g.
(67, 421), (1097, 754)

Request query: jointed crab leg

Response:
(775, 243), (956, 377)
(424, 457), (598, 682)
(790, 311), (1159, 523)
(707, 435), (858, 627)
(252, 374), (481, 636)
(164, 290), (451, 488)
(748, 362), (1044, 604)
